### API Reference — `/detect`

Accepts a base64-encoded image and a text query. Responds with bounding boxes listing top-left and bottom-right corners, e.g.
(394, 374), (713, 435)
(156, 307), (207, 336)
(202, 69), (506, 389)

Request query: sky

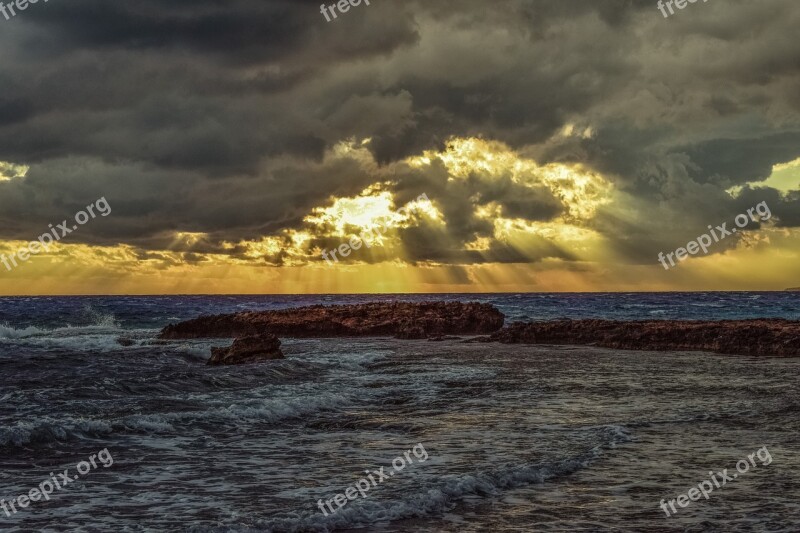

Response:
(0, 0), (799, 295)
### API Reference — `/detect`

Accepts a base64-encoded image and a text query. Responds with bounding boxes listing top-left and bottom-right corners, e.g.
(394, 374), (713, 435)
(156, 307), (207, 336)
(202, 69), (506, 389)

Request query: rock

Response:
(159, 302), (505, 340)
(116, 337), (135, 347)
(207, 334), (284, 366)
(396, 321), (427, 340)
(427, 335), (462, 342)
(489, 319), (800, 357)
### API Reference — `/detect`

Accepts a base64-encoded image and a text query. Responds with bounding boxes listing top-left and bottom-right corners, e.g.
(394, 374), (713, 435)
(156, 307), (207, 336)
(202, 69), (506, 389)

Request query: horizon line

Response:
(0, 289), (797, 298)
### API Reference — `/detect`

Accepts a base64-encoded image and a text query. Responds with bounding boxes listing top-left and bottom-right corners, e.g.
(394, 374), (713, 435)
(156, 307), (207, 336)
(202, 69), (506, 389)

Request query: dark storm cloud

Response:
(19, 0), (418, 63)
(733, 187), (800, 228)
(0, 97), (34, 126)
(683, 132), (800, 187)
(0, 0), (798, 265)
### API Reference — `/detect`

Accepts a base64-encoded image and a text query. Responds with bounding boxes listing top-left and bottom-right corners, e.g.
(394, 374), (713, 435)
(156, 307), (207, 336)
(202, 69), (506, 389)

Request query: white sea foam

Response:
(0, 322), (49, 339)
(81, 305), (121, 328)
(0, 309), (122, 339)
(170, 342), (219, 360)
(0, 312), (158, 352)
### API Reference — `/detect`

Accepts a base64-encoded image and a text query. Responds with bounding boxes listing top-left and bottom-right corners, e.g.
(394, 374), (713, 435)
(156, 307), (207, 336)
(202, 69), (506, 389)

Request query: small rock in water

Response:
(117, 337), (136, 347)
(207, 334), (284, 366)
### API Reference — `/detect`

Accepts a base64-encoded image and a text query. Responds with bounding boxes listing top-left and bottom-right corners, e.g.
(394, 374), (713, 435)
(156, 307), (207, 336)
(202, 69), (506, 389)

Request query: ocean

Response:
(1, 293), (799, 531)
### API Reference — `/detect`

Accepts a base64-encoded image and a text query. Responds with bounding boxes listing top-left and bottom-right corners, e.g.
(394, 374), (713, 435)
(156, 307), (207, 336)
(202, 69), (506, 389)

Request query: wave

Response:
(0, 323), (50, 339)
(207, 425), (632, 533)
(0, 312), (123, 341)
(0, 329), (150, 354)
(0, 391), (352, 449)
(0, 416), (115, 447)
(0, 311), (155, 353)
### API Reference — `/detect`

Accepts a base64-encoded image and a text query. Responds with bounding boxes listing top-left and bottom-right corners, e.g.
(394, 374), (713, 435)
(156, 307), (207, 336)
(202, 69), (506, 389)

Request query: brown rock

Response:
(159, 302), (505, 340)
(207, 334), (284, 366)
(489, 319), (800, 357)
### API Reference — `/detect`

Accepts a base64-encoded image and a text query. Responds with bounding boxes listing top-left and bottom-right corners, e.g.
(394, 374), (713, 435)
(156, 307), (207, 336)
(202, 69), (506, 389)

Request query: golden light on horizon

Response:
(0, 137), (797, 295)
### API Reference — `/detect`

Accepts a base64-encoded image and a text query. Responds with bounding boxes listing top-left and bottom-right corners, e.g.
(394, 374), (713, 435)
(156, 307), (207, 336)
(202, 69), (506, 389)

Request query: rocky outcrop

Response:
(116, 337), (135, 347)
(207, 334), (284, 366)
(489, 319), (800, 356)
(159, 302), (505, 340)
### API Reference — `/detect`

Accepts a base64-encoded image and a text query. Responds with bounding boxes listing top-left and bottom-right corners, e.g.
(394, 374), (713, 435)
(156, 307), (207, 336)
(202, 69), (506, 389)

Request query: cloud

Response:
(0, 0), (797, 282)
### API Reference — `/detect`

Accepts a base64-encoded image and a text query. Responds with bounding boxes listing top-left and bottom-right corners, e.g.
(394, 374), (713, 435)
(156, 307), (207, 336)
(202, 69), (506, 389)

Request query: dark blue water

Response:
(2, 293), (799, 532)
(1, 292), (798, 331)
